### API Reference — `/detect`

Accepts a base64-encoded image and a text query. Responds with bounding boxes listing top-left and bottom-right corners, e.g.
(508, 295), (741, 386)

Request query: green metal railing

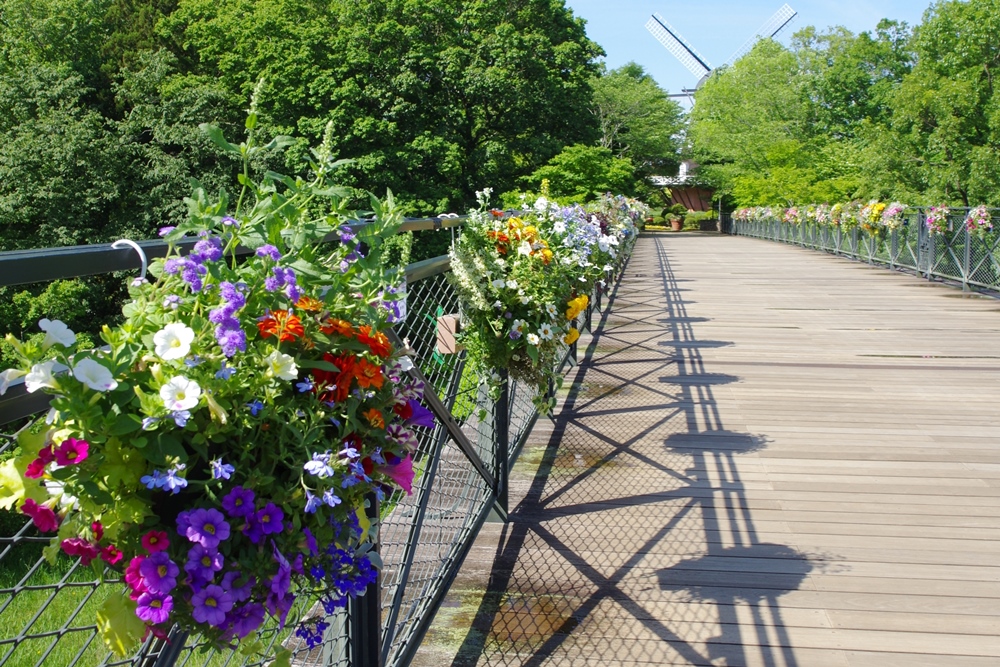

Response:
(725, 208), (1000, 293)
(0, 218), (636, 667)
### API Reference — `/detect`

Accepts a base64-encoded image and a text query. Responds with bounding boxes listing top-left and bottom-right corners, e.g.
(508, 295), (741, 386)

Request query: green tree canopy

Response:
(524, 144), (635, 202)
(591, 62), (684, 178)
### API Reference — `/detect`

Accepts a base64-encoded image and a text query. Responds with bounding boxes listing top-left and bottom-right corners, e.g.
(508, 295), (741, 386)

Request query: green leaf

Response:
(525, 345), (539, 364)
(272, 648), (293, 667)
(200, 123), (241, 154)
(297, 359), (341, 373)
(96, 591), (146, 657)
(108, 413), (142, 436)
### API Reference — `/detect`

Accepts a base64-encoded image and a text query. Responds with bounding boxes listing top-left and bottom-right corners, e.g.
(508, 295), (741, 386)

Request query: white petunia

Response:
(0, 368), (27, 395)
(526, 333), (540, 346)
(553, 221), (566, 234)
(153, 323), (195, 361)
(398, 356), (414, 372)
(264, 350), (298, 381)
(25, 361), (58, 393)
(160, 375), (201, 411)
(517, 241), (532, 256)
(73, 358), (118, 392)
(538, 324), (554, 340)
(39, 319), (76, 349)
(506, 279), (518, 290)
(533, 197), (549, 212)
(491, 279), (506, 289)
(520, 295), (531, 305)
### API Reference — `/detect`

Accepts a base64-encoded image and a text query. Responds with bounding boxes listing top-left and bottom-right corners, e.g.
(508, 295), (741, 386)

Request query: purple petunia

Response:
(182, 508), (230, 548)
(405, 399), (435, 429)
(135, 591), (173, 624)
(184, 544), (223, 584)
(221, 571), (255, 603)
(221, 486), (256, 518)
(191, 584), (234, 627)
(302, 528), (318, 556)
(257, 503), (284, 536)
(139, 552), (179, 594)
(227, 602), (266, 639)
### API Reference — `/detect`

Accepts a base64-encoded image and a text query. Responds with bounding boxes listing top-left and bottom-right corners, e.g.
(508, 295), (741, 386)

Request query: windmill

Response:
(645, 4), (797, 100)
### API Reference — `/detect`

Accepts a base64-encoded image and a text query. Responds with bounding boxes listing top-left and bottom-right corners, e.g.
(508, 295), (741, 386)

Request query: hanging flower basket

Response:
(0, 121), (433, 660)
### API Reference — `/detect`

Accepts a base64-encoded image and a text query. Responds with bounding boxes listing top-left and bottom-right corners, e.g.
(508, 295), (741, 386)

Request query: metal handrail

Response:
(725, 209), (1000, 294)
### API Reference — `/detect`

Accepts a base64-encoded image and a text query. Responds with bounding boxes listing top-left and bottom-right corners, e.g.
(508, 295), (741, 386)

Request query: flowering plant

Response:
(881, 202), (907, 231)
(448, 190), (641, 409)
(0, 121), (433, 658)
(965, 205), (994, 238)
(925, 205), (951, 235)
(782, 207), (801, 225)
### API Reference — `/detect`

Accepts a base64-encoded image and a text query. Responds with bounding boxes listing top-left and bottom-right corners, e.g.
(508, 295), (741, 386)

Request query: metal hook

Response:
(111, 239), (148, 283)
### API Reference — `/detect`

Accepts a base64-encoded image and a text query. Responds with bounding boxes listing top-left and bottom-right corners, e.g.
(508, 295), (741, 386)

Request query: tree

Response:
(591, 62), (684, 177)
(524, 144), (634, 202)
(864, 0), (1000, 205)
(159, 0), (603, 213)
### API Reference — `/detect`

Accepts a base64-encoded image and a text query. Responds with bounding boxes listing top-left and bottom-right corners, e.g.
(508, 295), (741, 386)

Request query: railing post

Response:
(494, 369), (510, 517)
(147, 628), (188, 667)
(348, 493), (382, 667)
(963, 225), (972, 291)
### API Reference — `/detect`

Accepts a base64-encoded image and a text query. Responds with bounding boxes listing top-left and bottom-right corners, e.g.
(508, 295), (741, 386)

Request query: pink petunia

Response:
(141, 530), (170, 554)
(381, 454), (415, 496)
(54, 438), (89, 466)
(20, 499), (60, 532)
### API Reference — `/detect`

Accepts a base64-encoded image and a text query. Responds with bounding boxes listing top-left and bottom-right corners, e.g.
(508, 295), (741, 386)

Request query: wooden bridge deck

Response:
(413, 232), (1000, 667)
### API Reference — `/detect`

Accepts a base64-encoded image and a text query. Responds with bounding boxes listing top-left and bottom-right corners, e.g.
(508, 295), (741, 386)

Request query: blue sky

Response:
(563, 1), (934, 96)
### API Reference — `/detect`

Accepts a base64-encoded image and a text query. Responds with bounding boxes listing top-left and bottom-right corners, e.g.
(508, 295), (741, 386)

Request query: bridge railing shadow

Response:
(440, 234), (817, 667)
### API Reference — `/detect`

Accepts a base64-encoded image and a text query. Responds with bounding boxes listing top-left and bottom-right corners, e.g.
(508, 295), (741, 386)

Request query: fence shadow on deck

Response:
(441, 234), (814, 667)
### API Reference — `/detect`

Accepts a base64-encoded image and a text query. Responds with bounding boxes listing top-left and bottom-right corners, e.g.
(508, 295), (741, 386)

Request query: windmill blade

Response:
(724, 4), (797, 67)
(645, 14), (712, 80)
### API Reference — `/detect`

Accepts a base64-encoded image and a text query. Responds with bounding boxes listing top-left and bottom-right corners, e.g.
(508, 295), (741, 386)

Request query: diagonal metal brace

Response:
(386, 330), (496, 490)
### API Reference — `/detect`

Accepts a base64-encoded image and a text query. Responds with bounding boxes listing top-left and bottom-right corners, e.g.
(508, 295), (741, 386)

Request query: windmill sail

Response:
(724, 3), (797, 66)
(645, 14), (711, 81)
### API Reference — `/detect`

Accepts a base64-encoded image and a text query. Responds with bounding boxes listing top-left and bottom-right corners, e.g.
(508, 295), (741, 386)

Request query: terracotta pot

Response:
(670, 219), (683, 232)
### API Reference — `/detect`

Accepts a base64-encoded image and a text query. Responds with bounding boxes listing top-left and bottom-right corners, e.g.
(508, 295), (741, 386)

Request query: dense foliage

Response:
(690, 0), (1000, 208)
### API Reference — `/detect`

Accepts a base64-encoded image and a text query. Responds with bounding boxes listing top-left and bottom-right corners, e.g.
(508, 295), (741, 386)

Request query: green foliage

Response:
(523, 144), (635, 202)
(690, 2), (1000, 208)
(591, 62), (684, 177)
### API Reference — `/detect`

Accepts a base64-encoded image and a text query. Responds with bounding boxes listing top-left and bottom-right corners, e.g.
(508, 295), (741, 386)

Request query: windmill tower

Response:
(645, 4), (797, 101)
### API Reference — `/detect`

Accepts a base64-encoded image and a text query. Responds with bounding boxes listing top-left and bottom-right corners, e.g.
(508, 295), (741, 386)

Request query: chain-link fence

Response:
(725, 208), (1000, 293)
(0, 218), (636, 667)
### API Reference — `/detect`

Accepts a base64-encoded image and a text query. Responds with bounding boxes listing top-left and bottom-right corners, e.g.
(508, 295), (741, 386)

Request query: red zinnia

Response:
(257, 310), (304, 343)
(357, 326), (392, 358)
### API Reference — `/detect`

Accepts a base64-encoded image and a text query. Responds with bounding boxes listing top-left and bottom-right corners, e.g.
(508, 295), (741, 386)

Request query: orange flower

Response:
(257, 310), (304, 343)
(320, 318), (354, 338)
(363, 408), (385, 429)
(295, 295), (324, 312)
(357, 326), (392, 358)
(312, 353), (353, 404)
(353, 358), (384, 390)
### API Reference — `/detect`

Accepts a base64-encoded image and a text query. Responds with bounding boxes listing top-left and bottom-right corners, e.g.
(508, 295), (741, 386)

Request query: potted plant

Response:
(0, 120), (433, 661)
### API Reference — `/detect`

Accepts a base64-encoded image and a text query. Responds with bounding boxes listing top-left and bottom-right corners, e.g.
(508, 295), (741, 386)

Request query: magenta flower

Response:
(100, 545), (124, 566)
(142, 530), (169, 554)
(60, 537), (99, 565)
(124, 556), (147, 600)
(381, 454), (415, 496)
(221, 486), (255, 518)
(20, 499), (60, 532)
(191, 584), (234, 626)
(183, 508), (230, 549)
(24, 446), (54, 479)
(54, 438), (89, 466)
(405, 400), (435, 429)
(136, 591), (173, 625)
(139, 552), (180, 594)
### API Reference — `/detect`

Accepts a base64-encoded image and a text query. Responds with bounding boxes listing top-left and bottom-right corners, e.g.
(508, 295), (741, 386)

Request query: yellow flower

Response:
(565, 295), (589, 320)
(563, 327), (580, 345)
